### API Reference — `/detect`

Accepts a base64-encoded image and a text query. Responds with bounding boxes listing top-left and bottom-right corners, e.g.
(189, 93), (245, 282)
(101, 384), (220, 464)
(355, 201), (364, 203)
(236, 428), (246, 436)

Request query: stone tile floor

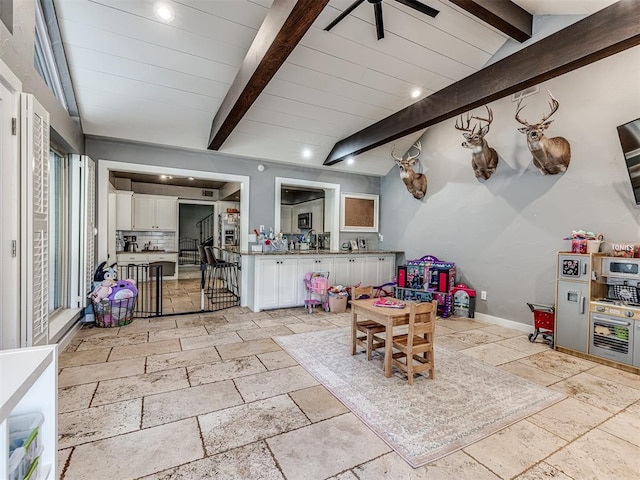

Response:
(57, 308), (640, 479)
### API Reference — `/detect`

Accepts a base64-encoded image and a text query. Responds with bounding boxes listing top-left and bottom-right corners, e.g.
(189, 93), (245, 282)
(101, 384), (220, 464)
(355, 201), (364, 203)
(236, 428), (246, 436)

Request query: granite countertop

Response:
(237, 249), (402, 256)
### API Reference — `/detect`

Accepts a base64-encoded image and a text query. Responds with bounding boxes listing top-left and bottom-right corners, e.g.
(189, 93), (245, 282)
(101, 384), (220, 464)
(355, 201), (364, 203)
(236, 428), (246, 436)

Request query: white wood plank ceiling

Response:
(53, 0), (618, 176)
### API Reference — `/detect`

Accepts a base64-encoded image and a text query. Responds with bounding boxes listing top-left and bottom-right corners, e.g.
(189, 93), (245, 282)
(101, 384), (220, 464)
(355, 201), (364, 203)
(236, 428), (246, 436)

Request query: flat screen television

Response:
(617, 118), (640, 205)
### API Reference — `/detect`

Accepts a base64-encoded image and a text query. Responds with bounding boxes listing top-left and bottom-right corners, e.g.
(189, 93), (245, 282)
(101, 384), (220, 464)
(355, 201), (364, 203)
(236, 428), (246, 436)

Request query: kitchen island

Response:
(237, 248), (403, 312)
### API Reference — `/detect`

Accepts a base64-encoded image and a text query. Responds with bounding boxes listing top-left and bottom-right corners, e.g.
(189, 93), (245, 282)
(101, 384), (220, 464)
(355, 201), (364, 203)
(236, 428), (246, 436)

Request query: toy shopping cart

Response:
(527, 302), (555, 348)
(304, 271), (330, 313)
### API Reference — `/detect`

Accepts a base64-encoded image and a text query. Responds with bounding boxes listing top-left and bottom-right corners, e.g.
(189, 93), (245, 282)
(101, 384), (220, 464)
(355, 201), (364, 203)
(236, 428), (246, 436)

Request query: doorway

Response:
(97, 161), (250, 313)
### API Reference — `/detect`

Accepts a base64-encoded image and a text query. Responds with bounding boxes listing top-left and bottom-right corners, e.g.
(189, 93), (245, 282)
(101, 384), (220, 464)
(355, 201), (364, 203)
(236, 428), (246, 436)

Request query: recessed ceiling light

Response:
(411, 89), (421, 99)
(154, 2), (175, 22)
(302, 148), (312, 159)
(188, 177), (194, 181)
(346, 157), (354, 165)
(160, 175), (167, 179)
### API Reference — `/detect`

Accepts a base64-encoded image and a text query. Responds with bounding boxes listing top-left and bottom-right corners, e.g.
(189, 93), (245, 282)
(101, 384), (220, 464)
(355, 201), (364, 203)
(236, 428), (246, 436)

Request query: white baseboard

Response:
(474, 312), (533, 334)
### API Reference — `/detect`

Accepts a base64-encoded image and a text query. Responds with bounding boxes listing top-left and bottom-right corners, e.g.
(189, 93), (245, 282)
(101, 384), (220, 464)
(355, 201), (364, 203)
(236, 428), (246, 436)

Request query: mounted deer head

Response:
(515, 92), (571, 175)
(391, 141), (427, 200)
(455, 106), (499, 180)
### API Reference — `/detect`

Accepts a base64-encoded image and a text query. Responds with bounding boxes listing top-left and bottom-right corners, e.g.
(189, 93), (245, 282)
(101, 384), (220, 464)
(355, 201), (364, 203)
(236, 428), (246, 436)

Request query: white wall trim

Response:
(97, 160), (251, 306)
(0, 58), (22, 92)
(474, 312), (534, 334)
(274, 177), (341, 251)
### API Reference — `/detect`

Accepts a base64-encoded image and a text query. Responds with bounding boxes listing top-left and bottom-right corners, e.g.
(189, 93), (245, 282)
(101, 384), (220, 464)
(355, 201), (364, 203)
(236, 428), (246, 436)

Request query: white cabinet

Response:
(367, 254), (396, 286)
(1, 346), (57, 480)
(132, 194), (178, 231)
(117, 253), (148, 265)
(115, 191), (133, 230)
(297, 256), (334, 305)
(117, 253), (178, 280)
(333, 254), (395, 288)
(333, 255), (367, 288)
(255, 257), (298, 310)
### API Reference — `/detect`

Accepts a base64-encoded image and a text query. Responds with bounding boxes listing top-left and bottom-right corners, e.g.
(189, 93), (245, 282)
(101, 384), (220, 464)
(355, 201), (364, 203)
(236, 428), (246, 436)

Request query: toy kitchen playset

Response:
(556, 251), (640, 372)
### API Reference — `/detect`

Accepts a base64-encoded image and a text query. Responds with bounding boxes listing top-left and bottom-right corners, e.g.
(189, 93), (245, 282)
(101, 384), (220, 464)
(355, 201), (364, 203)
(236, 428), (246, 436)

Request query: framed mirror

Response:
(340, 193), (378, 232)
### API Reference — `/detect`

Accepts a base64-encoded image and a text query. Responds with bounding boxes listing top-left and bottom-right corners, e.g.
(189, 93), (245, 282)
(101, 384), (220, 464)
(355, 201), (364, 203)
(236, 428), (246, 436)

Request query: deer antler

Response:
(390, 144), (404, 162)
(514, 98), (531, 127)
(391, 141), (421, 162)
(455, 112), (476, 134)
(471, 106), (493, 131)
(540, 91), (560, 124)
(405, 141), (422, 161)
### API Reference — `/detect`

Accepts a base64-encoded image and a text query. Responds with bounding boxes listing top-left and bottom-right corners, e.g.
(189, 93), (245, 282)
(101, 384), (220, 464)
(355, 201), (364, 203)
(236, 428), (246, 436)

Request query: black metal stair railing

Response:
(197, 212), (215, 245)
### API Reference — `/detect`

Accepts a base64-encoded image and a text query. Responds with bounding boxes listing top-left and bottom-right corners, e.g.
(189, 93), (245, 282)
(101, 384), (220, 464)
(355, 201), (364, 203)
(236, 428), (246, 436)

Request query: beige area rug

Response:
(274, 328), (565, 468)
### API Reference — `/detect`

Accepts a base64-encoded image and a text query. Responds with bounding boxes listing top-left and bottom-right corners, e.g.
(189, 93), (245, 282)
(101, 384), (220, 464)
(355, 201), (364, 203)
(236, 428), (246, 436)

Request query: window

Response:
(48, 149), (69, 312)
(34, 0), (68, 111)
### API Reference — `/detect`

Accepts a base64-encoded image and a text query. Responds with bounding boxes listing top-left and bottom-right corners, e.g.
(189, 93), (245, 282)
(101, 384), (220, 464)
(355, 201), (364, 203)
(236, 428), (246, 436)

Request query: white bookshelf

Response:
(1, 345), (57, 479)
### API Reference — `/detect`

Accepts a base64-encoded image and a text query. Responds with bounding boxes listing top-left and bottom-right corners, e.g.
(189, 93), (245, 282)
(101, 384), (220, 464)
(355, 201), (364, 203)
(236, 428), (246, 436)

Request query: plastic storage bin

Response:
(9, 412), (44, 463)
(8, 447), (26, 480)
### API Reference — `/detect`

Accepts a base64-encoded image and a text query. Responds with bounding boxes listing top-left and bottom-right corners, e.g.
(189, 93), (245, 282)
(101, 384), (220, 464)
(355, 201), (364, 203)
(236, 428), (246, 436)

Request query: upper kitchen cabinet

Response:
(115, 191), (133, 230)
(132, 194), (178, 231)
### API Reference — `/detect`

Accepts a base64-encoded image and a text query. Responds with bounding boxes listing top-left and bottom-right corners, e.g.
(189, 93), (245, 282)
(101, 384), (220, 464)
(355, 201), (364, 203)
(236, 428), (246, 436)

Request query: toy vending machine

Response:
(451, 284), (476, 318)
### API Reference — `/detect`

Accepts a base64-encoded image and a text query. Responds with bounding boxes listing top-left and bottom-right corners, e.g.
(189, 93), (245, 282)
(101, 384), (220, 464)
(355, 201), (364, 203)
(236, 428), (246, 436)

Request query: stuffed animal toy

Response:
(94, 262), (117, 283)
(108, 280), (137, 301)
(90, 280), (113, 303)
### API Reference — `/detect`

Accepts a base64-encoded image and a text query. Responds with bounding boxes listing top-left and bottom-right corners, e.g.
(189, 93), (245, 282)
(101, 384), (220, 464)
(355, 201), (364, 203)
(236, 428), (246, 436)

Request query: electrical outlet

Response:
(481, 291), (487, 301)
(259, 225), (264, 233)
(378, 233), (383, 242)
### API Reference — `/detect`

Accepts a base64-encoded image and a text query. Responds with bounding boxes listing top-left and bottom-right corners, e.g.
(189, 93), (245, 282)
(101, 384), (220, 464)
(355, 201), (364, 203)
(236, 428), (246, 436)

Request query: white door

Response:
(0, 76), (21, 349)
(256, 258), (279, 310)
(332, 257), (351, 288)
(377, 255), (396, 285)
(277, 258), (298, 307)
(20, 94), (50, 347)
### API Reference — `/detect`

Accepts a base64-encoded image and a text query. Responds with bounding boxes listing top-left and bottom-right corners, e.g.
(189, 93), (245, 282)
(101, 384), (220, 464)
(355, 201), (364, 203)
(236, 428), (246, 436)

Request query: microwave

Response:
(297, 212), (312, 229)
(602, 257), (640, 280)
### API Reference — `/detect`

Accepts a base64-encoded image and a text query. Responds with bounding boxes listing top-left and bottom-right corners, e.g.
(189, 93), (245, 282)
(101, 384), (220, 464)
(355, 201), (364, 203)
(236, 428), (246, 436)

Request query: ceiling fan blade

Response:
(394, 0), (439, 18)
(373, 1), (384, 39)
(324, 0), (366, 31)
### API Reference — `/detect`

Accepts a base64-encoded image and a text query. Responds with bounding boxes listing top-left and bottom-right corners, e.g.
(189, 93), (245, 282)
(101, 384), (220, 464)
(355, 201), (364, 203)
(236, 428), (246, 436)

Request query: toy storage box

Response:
(8, 412), (44, 480)
(328, 294), (347, 313)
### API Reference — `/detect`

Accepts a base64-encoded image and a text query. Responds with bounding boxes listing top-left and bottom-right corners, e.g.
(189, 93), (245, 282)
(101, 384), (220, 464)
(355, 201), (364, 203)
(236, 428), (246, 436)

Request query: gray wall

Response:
(0, 0), (83, 152)
(380, 46), (640, 326)
(86, 137), (380, 239)
(179, 204), (213, 240)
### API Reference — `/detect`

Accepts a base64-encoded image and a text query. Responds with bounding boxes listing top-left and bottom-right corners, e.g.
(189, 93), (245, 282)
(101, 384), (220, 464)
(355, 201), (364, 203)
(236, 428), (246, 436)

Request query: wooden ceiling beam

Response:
(207, 0), (329, 150)
(448, 0), (532, 43)
(324, 0), (640, 166)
